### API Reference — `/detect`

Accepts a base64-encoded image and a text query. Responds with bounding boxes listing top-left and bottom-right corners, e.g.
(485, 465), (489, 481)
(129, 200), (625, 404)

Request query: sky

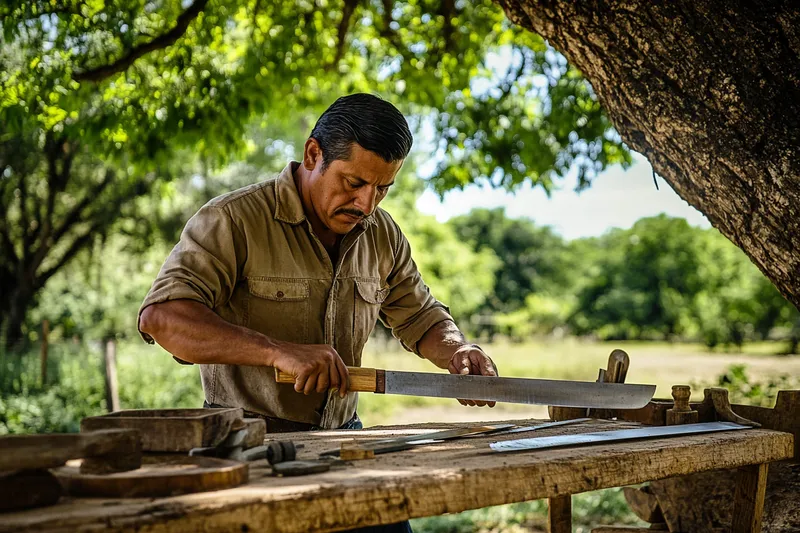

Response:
(415, 151), (711, 241)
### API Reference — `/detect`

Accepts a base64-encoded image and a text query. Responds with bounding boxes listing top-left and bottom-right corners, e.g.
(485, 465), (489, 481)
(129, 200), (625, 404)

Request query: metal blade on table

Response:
(485, 418), (593, 437)
(319, 424), (515, 457)
(383, 371), (656, 409)
(490, 422), (749, 453)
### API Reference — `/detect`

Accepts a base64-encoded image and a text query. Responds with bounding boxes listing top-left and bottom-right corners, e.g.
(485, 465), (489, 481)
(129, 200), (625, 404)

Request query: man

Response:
(138, 94), (498, 530)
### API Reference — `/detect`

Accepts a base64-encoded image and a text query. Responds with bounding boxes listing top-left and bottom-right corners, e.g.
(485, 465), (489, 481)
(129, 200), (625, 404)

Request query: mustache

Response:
(335, 208), (368, 219)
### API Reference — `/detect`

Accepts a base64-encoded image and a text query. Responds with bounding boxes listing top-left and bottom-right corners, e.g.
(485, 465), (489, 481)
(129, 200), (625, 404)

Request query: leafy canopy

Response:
(1, 0), (629, 185)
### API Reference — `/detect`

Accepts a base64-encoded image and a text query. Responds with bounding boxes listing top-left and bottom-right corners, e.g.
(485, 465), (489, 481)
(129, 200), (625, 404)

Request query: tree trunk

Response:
(1, 285), (34, 351)
(496, 0), (800, 308)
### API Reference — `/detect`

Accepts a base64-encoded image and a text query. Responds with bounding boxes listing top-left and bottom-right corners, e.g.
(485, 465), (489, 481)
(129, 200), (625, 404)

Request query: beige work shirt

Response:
(138, 162), (453, 428)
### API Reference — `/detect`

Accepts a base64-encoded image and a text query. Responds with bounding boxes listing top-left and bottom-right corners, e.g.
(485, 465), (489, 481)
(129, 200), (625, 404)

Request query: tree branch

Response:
(377, 0), (410, 56)
(73, 0), (209, 83)
(36, 221), (105, 288)
(439, 0), (456, 53)
(50, 170), (114, 246)
(0, 222), (17, 269)
(29, 139), (74, 275)
(331, 0), (359, 67)
(18, 174), (30, 267)
(36, 171), (154, 288)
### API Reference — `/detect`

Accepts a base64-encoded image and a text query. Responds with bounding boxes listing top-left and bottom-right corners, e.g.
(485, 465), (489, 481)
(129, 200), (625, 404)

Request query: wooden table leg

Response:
(548, 495), (572, 533)
(731, 463), (768, 533)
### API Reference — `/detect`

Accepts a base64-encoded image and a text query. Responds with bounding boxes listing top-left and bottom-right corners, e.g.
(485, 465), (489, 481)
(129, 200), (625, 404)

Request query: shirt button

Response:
(276, 291), (285, 299)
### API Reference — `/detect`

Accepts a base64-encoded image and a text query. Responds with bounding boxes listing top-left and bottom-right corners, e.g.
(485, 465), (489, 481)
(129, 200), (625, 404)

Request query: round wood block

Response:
(54, 455), (248, 498)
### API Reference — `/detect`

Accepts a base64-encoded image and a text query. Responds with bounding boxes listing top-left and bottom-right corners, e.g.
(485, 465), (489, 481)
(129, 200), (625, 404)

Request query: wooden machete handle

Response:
(275, 366), (386, 393)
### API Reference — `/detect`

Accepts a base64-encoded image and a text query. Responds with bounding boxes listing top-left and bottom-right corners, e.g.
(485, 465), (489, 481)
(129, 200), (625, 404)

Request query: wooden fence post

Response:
(104, 338), (120, 412)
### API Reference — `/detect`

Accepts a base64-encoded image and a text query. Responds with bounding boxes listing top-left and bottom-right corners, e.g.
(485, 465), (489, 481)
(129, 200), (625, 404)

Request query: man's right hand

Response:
(271, 342), (350, 397)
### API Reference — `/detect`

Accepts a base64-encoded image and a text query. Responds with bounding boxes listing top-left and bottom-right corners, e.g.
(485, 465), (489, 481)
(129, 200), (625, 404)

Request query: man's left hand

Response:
(448, 344), (498, 407)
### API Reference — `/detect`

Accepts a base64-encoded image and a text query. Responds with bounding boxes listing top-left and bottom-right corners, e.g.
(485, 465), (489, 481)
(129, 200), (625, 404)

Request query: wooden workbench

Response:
(1, 418), (793, 533)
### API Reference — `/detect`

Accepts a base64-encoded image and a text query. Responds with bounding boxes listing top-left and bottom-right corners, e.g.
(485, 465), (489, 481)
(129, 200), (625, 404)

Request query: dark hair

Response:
(309, 93), (413, 172)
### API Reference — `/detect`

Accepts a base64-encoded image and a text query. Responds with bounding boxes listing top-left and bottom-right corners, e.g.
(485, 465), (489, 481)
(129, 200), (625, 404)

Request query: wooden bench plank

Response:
(0, 418), (792, 533)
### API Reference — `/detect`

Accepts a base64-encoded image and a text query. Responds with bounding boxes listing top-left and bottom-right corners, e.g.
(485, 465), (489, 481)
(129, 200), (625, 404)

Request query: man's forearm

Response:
(139, 300), (280, 366)
(417, 319), (469, 369)
(141, 300), (351, 395)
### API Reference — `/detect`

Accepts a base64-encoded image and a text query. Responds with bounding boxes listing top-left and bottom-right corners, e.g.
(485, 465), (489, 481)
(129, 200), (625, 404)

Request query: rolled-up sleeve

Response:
(379, 220), (454, 355)
(137, 204), (246, 344)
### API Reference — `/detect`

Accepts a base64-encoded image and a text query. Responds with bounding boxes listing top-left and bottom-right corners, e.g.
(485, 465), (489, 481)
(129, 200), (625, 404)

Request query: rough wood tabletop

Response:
(1, 418), (793, 533)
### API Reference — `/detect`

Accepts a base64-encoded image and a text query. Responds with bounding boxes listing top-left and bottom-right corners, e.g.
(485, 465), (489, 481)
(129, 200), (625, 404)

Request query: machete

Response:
(489, 421), (749, 452)
(275, 367), (655, 409)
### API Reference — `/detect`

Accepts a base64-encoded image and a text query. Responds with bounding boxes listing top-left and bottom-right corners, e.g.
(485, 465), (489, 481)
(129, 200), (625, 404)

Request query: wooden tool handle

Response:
(274, 366), (385, 393)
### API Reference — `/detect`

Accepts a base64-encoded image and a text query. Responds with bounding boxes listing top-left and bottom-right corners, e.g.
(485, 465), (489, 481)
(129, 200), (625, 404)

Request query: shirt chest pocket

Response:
(246, 278), (310, 344)
(353, 279), (390, 359)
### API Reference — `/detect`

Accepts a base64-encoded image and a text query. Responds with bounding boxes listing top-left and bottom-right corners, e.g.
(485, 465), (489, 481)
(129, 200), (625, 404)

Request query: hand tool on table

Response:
(276, 366), (656, 409)
(270, 419), (595, 475)
(487, 417), (593, 436)
(269, 424), (522, 475)
(319, 423), (516, 458)
(189, 418), (269, 461)
(315, 418), (592, 459)
(489, 421), (750, 452)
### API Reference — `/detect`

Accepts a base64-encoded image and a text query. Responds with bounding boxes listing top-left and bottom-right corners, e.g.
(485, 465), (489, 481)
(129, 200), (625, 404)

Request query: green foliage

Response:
(393, 212), (500, 324)
(28, 235), (170, 340)
(0, 344), (106, 434)
(0, 342), (202, 435)
(450, 208), (573, 313)
(445, 209), (800, 347)
(1, 0), (629, 345)
(1, 0), (626, 192)
(494, 293), (574, 341)
(695, 364), (800, 408)
(567, 215), (800, 346)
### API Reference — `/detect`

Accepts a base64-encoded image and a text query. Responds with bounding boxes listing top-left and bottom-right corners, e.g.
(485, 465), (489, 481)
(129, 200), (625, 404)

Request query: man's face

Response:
(303, 140), (403, 235)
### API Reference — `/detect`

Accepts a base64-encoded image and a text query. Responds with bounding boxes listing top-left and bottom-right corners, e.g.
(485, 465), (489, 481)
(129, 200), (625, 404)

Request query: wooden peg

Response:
(666, 385), (698, 425)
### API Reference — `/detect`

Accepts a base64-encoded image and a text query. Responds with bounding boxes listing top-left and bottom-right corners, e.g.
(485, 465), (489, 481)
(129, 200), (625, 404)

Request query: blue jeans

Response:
(203, 403), (412, 532)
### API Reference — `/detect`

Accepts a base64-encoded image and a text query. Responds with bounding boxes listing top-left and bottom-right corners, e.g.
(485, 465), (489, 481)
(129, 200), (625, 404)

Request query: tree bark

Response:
(496, 0), (800, 308)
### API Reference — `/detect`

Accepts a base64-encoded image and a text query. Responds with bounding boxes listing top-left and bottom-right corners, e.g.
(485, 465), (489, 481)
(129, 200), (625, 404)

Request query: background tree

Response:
(450, 208), (571, 313)
(567, 215), (800, 348)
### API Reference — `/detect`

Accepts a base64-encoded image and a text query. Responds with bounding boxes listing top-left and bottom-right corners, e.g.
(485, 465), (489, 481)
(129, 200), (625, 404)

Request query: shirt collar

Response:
(274, 162), (377, 228)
